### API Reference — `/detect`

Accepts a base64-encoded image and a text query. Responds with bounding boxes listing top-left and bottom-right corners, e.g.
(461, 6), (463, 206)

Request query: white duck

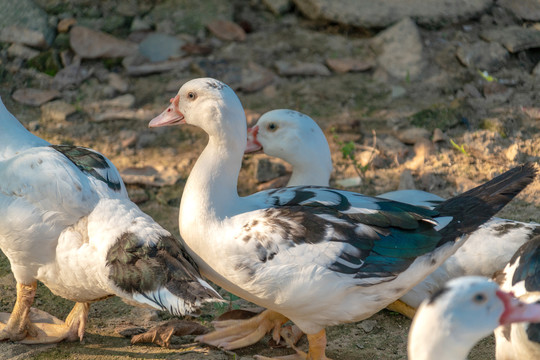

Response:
(0, 97), (221, 344)
(149, 78), (536, 359)
(494, 235), (540, 359)
(246, 109), (540, 318)
(409, 276), (540, 360)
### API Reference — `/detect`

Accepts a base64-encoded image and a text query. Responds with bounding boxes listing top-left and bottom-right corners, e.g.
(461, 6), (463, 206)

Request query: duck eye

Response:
(187, 92), (196, 100)
(267, 123), (278, 132)
(472, 293), (487, 304)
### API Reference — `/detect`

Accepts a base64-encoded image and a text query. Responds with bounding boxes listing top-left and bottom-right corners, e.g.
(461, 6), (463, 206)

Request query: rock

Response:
(40, 100), (76, 122)
(398, 169), (416, 190)
(144, 0), (234, 36)
(235, 62), (275, 93)
(126, 187), (149, 204)
(57, 18), (76, 33)
(69, 26), (138, 59)
(396, 127), (431, 145)
(358, 319), (377, 333)
(52, 63), (94, 90)
(533, 61), (540, 76)
(89, 109), (155, 122)
(521, 106), (540, 119)
(378, 135), (409, 158)
(325, 58), (374, 73)
(207, 20), (247, 42)
(335, 176), (362, 188)
(138, 33), (185, 63)
(371, 18), (425, 81)
(82, 94), (154, 122)
(480, 26), (540, 53)
(0, 26), (49, 50)
(12, 88), (60, 107)
(131, 17), (152, 32)
(107, 73), (129, 93)
(275, 60), (331, 77)
(456, 41), (509, 71)
(255, 158), (287, 183)
(391, 85), (407, 99)
(0, 0), (54, 47)
(505, 143), (519, 161)
(7, 43), (40, 60)
(123, 55), (191, 76)
(432, 128), (447, 142)
(292, 0), (493, 28)
(463, 83), (483, 98)
(120, 166), (180, 187)
(499, 0), (540, 21)
(262, 0), (292, 15)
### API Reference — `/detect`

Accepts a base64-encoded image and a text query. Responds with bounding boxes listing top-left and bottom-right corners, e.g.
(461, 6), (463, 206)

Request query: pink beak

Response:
(245, 126), (262, 154)
(497, 290), (540, 325)
(149, 95), (186, 128)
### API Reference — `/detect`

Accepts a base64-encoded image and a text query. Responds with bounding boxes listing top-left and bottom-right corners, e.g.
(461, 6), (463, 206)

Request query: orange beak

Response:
(245, 126), (262, 153)
(149, 95), (185, 128)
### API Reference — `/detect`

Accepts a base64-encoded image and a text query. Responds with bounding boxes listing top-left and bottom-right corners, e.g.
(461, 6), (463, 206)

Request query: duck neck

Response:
(180, 133), (243, 232)
(0, 100), (49, 156)
(288, 159), (331, 187)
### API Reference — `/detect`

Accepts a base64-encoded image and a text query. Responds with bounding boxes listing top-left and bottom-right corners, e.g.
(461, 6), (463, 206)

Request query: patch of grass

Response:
(409, 104), (461, 131)
(480, 118), (507, 138)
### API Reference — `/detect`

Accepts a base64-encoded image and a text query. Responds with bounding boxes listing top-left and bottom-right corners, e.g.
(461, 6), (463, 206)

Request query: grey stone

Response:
(533, 61), (540, 76)
(398, 170), (416, 190)
(120, 166), (180, 187)
(7, 44), (40, 60)
(0, 0), (54, 47)
(275, 61), (331, 76)
(108, 73), (129, 93)
(292, 0), (493, 28)
(70, 26), (138, 59)
(371, 18), (425, 81)
(396, 127), (431, 145)
(325, 58), (374, 73)
(0, 26), (49, 50)
(207, 19), (247, 42)
(358, 319), (377, 333)
(12, 88), (60, 107)
(255, 158), (287, 183)
(40, 100), (77, 122)
(52, 63), (94, 90)
(262, 0), (292, 15)
(499, 0), (540, 21)
(131, 17), (152, 32)
(123, 54), (191, 76)
(138, 33), (185, 63)
(456, 41), (509, 71)
(480, 26), (540, 53)
(143, 0), (234, 36)
(233, 62), (275, 93)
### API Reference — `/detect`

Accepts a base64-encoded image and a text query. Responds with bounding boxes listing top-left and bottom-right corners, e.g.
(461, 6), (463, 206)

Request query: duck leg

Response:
(21, 301), (90, 344)
(0, 282), (37, 341)
(0, 281), (90, 344)
(386, 299), (417, 319)
(197, 309), (289, 350)
(254, 329), (332, 360)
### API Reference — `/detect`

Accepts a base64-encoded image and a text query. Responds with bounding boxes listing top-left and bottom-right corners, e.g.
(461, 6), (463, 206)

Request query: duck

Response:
(246, 109), (540, 318)
(409, 276), (540, 360)
(148, 77), (536, 359)
(494, 235), (540, 359)
(0, 97), (222, 344)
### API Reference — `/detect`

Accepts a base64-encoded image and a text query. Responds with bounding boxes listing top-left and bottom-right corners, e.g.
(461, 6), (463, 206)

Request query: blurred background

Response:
(0, 0), (539, 359)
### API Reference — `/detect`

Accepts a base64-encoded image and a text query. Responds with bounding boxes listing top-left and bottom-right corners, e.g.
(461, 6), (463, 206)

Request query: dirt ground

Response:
(1, 1), (539, 359)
